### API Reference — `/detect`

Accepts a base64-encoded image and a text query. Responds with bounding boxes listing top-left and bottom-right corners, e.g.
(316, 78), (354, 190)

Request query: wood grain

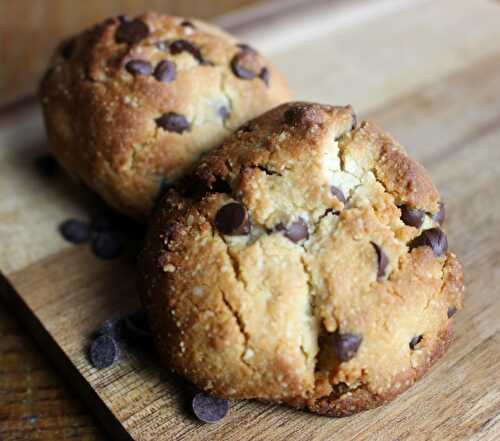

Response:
(1, 0), (500, 439)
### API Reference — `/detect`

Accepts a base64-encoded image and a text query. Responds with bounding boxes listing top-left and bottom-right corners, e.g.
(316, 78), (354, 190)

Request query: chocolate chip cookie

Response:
(39, 13), (291, 220)
(139, 102), (464, 416)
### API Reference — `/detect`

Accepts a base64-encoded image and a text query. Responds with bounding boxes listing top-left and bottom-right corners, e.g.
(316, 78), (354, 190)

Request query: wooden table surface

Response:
(1, 0), (500, 439)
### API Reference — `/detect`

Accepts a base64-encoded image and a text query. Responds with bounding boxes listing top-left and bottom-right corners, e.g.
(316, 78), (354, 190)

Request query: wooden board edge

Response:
(0, 271), (132, 441)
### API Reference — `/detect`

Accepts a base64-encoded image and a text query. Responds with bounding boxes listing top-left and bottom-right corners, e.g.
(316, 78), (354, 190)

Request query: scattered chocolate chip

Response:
(155, 112), (191, 133)
(155, 40), (170, 51)
(59, 219), (91, 244)
(115, 19), (150, 45)
(432, 202), (446, 226)
(153, 60), (176, 83)
(335, 333), (362, 362)
(91, 232), (124, 259)
(218, 105), (230, 121)
(371, 242), (388, 280)
(180, 20), (196, 29)
(125, 59), (153, 76)
(409, 228), (448, 257)
(259, 67), (270, 86)
(400, 205), (425, 228)
(94, 316), (126, 340)
(447, 306), (458, 318)
(284, 103), (323, 127)
(35, 154), (58, 177)
(230, 52), (258, 80)
(409, 335), (423, 350)
(215, 202), (250, 236)
(330, 185), (346, 204)
(89, 335), (119, 369)
(170, 39), (205, 64)
(61, 39), (75, 59)
(236, 43), (257, 54)
(192, 392), (229, 423)
(276, 218), (309, 243)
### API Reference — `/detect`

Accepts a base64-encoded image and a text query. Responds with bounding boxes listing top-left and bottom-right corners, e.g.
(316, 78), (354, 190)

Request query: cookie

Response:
(139, 102), (464, 416)
(39, 12), (291, 220)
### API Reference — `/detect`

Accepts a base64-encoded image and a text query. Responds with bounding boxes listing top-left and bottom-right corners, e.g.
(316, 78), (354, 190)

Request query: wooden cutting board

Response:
(1, 0), (500, 439)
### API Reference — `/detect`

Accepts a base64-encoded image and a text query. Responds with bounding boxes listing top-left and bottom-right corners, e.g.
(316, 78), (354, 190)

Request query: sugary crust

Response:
(39, 12), (291, 219)
(140, 102), (465, 415)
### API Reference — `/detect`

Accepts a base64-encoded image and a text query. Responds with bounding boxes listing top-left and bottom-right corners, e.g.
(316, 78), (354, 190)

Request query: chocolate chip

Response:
(181, 20), (196, 29)
(447, 306), (458, 318)
(90, 214), (116, 233)
(432, 202), (446, 226)
(335, 333), (362, 362)
(215, 202), (250, 236)
(94, 316), (126, 340)
(115, 19), (150, 45)
(35, 154), (58, 177)
(330, 185), (346, 204)
(61, 39), (75, 59)
(276, 218), (309, 243)
(125, 59), (153, 76)
(89, 335), (119, 369)
(410, 228), (448, 257)
(259, 67), (270, 86)
(284, 103), (323, 127)
(409, 335), (423, 350)
(91, 232), (124, 259)
(192, 392), (229, 423)
(59, 219), (91, 244)
(236, 43), (257, 54)
(153, 60), (176, 83)
(218, 105), (230, 121)
(155, 112), (191, 133)
(230, 52), (258, 80)
(400, 205), (425, 228)
(170, 39), (205, 64)
(371, 242), (388, 280)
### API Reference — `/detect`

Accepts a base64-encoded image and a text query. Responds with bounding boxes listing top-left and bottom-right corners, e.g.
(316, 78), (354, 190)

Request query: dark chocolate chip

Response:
(330, 185), (346, 204)
(215, 202), (250, 236)
(115, 19), (150, 45)
(230, 52), (258, 80)
(218, 105), (230, 121)
(35, 154), (58, 177)
(153, 60), (176, 83)
(95, 316), (126, 340)
(61, 39), (75, 59)
(409, 228), (448, 257)
(371, 242), (388, 280)
(192, 392), (229, 423)
(236, 43), (257, 54)
(91, 232), (124, 259)
(180, 20), (196, 29)
(447, 306), (458, 318)
(432, 202), (446, 226)
(409, 335), (423, 350)
(89, 335), (119, 369)
(259, 67), (270, 86)
(170, 39), (205, 64)
(335, 333), (362, 362)
(400, 205), (425, 228)
(155, 112), (191, 133)
(276, 218), (309, 243)
(90, 214), (116, 233)
(125, 59), (153, 76)
(59, 219), (91, 244)
(284, 103), (323, 127)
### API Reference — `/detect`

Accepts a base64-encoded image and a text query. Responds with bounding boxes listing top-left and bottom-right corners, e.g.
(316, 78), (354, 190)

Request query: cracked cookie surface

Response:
(39, 12), (291, 220)
(139, 102), (465, 416)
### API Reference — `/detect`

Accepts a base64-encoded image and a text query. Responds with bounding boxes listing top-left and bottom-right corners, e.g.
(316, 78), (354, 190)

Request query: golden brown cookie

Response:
(39, 13), (291, 220)
(139, 102), (464, 416)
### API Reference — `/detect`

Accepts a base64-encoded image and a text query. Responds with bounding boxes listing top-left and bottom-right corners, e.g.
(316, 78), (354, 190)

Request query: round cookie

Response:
(139, 102), (464, 416)
(39, 12), (291, 220)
